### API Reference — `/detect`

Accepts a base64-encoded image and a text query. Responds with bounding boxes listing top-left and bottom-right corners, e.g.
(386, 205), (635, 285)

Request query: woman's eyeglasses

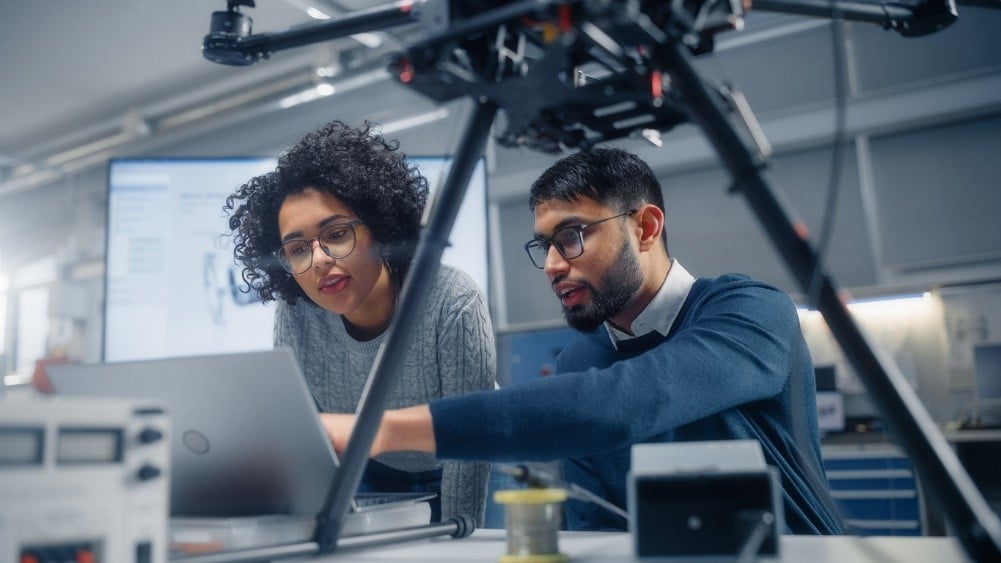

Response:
(274, 220), (364, 274)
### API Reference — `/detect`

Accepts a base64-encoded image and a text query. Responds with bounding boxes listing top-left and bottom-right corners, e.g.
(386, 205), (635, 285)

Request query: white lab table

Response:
(317, 529), (970, 562)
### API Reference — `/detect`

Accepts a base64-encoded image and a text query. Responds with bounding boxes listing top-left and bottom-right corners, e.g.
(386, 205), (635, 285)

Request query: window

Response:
(14, 287), (48, 374)
(11, 257), (57, 376)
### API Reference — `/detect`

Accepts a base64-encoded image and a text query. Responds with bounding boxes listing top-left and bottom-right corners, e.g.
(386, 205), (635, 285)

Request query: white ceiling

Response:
(0, 1), (306, 149)
(0, 0), (431, 193)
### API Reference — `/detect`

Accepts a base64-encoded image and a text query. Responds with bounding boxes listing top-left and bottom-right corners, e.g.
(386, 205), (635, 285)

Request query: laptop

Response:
(46, 348), (433, 554)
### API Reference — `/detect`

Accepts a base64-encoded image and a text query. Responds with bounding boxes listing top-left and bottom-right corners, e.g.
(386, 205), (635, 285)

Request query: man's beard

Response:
(562, 240), (643, 333)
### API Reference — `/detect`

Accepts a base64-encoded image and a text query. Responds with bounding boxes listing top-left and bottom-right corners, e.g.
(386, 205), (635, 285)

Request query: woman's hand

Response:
(320, 413), (357, 456)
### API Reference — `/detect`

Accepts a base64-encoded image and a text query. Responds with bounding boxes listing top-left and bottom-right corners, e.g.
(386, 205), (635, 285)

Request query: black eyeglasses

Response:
(523, 210), (636, 269)
(274, 220), (364, 274)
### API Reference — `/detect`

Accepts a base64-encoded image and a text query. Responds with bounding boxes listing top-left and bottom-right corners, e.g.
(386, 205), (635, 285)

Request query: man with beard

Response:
(323, 148), (843, 535)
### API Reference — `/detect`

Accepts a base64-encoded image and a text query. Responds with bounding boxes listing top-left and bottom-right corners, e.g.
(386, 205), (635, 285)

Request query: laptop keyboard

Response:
(353, 492), (436, 508)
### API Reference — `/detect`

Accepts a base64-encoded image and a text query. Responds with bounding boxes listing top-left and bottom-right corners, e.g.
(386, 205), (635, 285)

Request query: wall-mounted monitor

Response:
(104, 156), (488, 363)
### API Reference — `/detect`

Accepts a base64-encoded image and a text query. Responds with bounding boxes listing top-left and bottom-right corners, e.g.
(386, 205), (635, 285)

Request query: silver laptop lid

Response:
(47, 348), (337, 518)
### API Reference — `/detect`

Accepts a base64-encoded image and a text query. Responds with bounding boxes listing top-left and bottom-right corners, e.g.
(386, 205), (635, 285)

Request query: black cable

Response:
(808, 5), (850, 309)
(495, 463), (631, 523)
(735, 511), (776, 563)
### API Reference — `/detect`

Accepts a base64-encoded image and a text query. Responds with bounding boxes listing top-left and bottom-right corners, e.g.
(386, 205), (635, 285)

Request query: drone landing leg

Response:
(313, 99), (498, 553)
(657, 36), (1001, 562)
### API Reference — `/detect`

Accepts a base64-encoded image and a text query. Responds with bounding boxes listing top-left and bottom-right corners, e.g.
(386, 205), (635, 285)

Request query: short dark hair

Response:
(224, 121), (428, 304)
(529, 147), (668, 248)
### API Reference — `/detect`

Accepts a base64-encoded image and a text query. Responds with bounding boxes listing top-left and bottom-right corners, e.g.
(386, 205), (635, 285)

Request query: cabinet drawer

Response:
(832, 493), (920, 521)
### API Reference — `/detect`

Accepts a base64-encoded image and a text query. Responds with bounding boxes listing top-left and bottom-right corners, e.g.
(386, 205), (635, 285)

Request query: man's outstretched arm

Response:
(321, 405), (436, 457)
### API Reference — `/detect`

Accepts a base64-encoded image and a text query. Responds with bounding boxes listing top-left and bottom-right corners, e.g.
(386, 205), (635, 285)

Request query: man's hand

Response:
(319, 405), (437, 457)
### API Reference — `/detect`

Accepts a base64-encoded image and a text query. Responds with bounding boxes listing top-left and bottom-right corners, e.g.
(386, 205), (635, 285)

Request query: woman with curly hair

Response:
(224, 120), (495, 525)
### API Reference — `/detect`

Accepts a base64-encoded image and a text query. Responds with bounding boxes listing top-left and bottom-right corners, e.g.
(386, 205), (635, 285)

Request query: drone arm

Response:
(751, 0), (958, 36)
(203, 0), (425, 66)
(754, 0), (911, 22)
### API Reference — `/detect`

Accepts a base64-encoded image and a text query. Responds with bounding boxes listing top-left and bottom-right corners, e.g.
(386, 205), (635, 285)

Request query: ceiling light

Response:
(306, 7), (330, 20)
(797, 292), (932, 318)
(350, 32), (383, 48)
(278, 83), (336, 109)
(380, 108), (450, 135)
(315, 65), (338, 78)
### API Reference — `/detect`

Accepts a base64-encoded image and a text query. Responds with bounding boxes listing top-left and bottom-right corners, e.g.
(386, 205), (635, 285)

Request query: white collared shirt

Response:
(606, 259), (695, 350)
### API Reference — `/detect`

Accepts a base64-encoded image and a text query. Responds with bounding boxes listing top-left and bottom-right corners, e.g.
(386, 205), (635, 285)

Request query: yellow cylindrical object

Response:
(493, 489), (569, 563)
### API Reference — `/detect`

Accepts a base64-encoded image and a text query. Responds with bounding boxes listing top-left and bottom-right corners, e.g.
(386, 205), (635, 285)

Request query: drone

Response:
(200, 2), (1000, 561)
(203, 0), (956, 153)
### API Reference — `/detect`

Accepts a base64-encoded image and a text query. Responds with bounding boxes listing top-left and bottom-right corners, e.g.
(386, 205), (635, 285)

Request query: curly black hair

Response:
(224, 121), (429, 304)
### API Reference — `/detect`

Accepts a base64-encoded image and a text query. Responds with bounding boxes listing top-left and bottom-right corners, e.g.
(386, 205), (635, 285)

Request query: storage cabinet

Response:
(822, 443), (923, 536)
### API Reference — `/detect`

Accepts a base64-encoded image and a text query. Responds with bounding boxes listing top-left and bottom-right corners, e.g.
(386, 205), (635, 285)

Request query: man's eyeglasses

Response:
(274, 220), (364, 274)
(523, 210), (636, 269)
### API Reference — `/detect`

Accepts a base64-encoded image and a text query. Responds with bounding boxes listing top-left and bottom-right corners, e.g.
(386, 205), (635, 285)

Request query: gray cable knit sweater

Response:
(273, 264), (496, 524)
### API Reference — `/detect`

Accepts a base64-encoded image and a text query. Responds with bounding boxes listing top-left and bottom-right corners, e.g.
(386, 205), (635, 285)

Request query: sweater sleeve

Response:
(431, 279), (799, 461)
(433, 269), (496, 525)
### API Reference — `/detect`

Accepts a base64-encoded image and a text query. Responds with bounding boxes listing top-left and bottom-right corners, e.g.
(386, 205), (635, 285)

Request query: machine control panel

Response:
(0, 394), (170, 563)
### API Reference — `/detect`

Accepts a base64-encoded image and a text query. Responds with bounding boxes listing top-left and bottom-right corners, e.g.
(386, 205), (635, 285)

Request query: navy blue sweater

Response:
(431, 274), (842, 535)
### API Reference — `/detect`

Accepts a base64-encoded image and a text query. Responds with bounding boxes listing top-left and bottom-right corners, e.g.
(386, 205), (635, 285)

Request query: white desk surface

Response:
(943, 428), (1001, 442)
(320, 530), (970, 562)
